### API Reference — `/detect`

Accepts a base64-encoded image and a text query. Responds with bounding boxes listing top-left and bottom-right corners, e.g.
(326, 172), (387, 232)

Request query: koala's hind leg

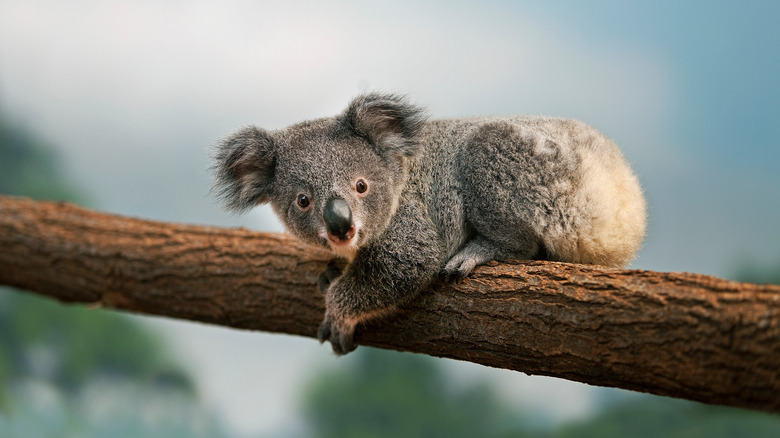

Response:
(442, 234), (541, 279)
(452, 121), (556, 275)
(442, 236), (499, 279)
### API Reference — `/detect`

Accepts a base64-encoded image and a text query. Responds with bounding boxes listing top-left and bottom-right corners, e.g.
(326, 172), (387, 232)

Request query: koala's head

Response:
(212, 93), (427, 259)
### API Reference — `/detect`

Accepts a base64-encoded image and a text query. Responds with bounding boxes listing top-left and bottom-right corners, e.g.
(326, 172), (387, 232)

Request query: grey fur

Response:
(212, 92), (647, 354)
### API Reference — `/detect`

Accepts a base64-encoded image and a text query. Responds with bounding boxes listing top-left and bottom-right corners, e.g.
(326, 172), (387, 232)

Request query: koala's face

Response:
(213, 92), (426, 258)
(269, 119), (406, 259)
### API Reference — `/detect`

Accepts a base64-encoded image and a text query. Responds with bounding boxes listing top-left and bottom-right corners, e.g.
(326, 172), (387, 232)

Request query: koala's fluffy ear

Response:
(212, 126), (276, 212)
(342, 92), (428, 159)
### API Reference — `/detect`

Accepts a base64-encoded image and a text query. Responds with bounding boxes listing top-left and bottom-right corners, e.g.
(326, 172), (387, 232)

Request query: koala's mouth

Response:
(321, 225), (362, 259)
(327, 225), (356, 245)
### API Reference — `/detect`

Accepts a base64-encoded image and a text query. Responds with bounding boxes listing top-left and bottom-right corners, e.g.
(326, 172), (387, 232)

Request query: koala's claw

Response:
(317, 314), (356, 355)
(442, 239), (499, 281)
(317, 319), (331, 343)
(440, 257), (478, 281)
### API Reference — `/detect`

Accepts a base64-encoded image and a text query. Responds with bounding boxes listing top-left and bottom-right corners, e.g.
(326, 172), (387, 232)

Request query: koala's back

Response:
(416, 116), (646, 268)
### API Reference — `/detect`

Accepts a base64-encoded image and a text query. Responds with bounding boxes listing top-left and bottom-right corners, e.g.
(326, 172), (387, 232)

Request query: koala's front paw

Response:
(317, 261), (344, 294)
(317, 312), (357, 355)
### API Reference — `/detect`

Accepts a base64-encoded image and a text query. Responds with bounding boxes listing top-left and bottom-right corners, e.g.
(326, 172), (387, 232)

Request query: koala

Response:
(212, 92), (646, 355)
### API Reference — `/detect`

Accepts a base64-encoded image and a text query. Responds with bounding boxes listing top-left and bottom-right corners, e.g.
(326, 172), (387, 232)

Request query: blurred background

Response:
(1, 0), (779, 436)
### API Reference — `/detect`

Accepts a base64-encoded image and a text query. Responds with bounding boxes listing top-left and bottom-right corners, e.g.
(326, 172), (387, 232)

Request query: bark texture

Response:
(1, 195), (779, 413)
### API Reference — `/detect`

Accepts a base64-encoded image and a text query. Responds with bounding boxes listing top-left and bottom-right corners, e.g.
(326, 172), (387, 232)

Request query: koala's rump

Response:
(453, 117), (646, 267)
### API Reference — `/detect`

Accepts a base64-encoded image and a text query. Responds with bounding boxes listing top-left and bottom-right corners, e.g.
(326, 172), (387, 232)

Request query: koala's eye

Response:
(296, 193), (311, 209)
(355, 179), (368, 194)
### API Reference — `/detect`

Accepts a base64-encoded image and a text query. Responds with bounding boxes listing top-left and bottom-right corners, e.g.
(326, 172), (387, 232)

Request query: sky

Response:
(1, 0), (779, 436)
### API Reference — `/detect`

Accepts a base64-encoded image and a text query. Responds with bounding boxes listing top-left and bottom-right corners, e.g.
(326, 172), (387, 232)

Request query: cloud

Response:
(1, 1), (674, 123)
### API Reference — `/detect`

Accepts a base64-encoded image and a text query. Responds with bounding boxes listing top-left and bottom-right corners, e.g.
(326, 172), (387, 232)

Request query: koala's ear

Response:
(342, 92), (428, 159)
(211, 126), (277, 213)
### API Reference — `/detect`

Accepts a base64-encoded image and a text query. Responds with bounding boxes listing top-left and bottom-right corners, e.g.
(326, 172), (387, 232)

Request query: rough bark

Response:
(1, 195), (778, 413)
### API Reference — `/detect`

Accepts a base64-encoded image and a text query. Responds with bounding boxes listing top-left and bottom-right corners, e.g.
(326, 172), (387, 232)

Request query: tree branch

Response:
(1, 195), (778, 413)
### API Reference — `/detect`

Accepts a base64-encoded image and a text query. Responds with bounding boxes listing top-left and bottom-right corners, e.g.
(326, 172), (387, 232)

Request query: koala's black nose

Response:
(323, 197), (355, 241)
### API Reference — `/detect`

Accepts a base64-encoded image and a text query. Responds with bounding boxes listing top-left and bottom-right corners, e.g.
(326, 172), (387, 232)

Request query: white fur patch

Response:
(328, 243), (358, 262)
(557, 149), (646, 267)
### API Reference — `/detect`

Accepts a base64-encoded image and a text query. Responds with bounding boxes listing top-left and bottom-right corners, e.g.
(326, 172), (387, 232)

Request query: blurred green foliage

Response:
(557, 397), (780, 438)
(0, 291), (194, 395)
(302, 346), (780, 438)
(734, 259), (780, 286)
(303, 347), (534, 438)
(0, 114), (227, 437)
(0, 112), (192, 393)
(0, 115), (86, 204)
